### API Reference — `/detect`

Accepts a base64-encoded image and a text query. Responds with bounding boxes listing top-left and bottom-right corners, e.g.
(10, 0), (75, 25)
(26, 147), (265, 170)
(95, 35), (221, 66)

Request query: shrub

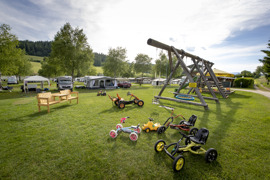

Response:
(234, 78), (254, 88)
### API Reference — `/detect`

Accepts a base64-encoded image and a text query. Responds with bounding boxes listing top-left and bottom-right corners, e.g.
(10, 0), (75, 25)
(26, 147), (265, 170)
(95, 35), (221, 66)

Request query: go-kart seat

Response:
(189, 128), (209, 145)
(183, 115), (197, 126)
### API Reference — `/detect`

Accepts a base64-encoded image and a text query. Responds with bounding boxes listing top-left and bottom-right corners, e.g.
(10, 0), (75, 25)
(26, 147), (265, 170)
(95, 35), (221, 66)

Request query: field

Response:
(26, 55), (103, 75)
(95, 66), (103, 74)
(26, 55), (43, 74)
(0, 84), (270, 179)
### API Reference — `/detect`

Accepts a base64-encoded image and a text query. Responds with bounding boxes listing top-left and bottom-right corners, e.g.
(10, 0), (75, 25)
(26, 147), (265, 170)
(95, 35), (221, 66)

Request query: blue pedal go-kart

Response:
(109, 124), (141, 141)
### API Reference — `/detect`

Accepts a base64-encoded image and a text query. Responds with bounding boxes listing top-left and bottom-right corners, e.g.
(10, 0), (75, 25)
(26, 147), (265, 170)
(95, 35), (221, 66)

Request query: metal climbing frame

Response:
(147, 38), (228, 110)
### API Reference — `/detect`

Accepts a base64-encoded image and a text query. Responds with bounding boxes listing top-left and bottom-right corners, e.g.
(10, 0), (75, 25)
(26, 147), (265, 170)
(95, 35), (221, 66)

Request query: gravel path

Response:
(232, 87), (270, 99)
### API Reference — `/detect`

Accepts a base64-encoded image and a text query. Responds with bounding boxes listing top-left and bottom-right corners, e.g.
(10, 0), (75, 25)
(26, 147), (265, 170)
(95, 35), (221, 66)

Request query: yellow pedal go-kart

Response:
(142, 117), (161, 132)
(154, 128), (217, 172)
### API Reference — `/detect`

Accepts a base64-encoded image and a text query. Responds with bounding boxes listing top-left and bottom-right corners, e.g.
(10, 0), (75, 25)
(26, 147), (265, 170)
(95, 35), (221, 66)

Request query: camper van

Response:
(7, 76), (18, 84)
(56, 76), (73, 91)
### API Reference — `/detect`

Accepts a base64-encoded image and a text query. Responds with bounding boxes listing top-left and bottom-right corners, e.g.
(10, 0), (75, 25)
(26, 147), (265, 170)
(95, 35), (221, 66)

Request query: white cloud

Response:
(0, 0), (269, 72)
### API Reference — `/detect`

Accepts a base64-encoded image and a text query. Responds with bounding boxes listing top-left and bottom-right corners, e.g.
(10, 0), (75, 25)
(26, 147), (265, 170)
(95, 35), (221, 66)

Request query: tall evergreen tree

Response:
(259, 40), (270, 83)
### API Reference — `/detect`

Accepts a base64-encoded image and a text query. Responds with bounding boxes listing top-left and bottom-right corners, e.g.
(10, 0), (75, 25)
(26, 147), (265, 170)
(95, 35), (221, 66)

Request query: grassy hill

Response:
(95, 66), (103, 74)
(26, 55), (103, 75)
(26, 55), (43, 74)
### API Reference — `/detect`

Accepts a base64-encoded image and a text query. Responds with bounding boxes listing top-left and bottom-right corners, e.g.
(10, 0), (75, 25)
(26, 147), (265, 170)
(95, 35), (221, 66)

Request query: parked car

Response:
(118, 82), (131, 88)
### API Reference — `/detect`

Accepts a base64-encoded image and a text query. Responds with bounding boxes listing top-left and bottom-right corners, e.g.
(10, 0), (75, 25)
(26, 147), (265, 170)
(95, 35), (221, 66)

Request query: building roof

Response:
(207, 68), (235, 78)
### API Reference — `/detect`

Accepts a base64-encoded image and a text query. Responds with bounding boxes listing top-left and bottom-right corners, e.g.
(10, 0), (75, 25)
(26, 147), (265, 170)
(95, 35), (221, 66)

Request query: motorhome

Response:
(7, 76), (18, 84)
(56, 76), (73, 91)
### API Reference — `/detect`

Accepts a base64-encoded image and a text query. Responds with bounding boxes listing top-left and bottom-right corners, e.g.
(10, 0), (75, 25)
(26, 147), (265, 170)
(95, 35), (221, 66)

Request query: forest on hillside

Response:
(18, 40), (106, 65)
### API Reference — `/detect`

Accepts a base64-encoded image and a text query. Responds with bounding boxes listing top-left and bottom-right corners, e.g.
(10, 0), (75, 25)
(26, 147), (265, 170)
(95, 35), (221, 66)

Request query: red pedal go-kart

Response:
(154, 128), (218, 172)
(157, 110), (198, 135)
(108, 92), (144, 109)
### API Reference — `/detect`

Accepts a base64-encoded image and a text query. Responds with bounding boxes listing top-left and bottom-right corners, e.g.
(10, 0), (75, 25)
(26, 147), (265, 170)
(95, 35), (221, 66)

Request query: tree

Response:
(253, 66), (263, 79)
(122, 62), (135, 78)
(103, 47), (128, 77)
(259, 40), (270, 83)
(153, 51), (182, 78)
(17, 53), (33, 78)
(0, 24), (30, 88)
(38, 57), (62, 78)
(49, 22), (94, 80)
(241, 70), (253, 77)
(134, 54), (152, 78)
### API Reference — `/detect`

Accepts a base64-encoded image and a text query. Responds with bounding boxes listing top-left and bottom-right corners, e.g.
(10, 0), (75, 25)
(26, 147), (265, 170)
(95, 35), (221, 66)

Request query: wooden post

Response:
(157, 52), (182, 97)
(171, 46), (208, 110)
(192, 59), (219, 103)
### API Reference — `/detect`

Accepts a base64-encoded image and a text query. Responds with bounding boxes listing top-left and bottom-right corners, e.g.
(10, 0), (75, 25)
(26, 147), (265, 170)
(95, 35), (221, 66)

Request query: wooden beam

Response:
(171, 46), (208, 108)
(168, 50), (173, 73)
(157, 54), (182, 96)
(155, 96), (209, 110)
(192, 59), (219, 103)
(173, 92), (219, 101)
(147, 38), (212, 64)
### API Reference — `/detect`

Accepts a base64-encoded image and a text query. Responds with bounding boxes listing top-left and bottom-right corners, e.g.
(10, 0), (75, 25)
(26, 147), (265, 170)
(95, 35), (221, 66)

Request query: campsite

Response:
(1, 1), (270, 179)
(0, 82), (270, 179)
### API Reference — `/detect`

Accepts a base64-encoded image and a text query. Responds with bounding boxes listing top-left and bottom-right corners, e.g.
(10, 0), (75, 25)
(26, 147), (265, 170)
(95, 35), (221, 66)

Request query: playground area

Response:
(0, 84), (269, 179)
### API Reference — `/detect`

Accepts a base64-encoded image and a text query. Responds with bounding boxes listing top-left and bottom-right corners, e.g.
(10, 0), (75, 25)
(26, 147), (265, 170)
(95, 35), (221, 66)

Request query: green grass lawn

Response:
(0, 85), (269, 179)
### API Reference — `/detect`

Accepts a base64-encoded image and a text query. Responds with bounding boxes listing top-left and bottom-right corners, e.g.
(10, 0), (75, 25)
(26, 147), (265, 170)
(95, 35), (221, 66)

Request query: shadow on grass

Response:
(106, 136), (138, 146)
(99, 105), (143, 114)
(6, 104), (72, 122)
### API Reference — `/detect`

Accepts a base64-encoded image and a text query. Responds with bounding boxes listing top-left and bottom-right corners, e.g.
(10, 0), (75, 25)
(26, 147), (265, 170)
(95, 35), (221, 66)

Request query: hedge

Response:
(234, 78), (254, 88)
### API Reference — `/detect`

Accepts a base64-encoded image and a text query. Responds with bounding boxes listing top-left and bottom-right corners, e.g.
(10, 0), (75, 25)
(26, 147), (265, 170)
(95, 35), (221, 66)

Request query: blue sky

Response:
(1, 0), (270, 73)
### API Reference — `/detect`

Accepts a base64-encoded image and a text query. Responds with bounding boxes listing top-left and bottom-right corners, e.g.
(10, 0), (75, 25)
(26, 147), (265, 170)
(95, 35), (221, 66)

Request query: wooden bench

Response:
(59, 90), (79, 104)
(37, 91), (78, 113)
(37, 92), (63, 113)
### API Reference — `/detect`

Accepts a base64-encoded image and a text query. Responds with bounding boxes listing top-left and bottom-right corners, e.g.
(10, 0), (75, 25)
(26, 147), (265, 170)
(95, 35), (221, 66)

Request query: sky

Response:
(1, 0), (270, 73)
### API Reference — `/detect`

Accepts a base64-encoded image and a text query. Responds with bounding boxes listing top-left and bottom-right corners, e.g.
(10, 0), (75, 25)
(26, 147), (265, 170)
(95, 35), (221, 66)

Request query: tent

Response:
(152, 78), (166, 86)
(84, 76), (117, 89)
(23, 76), (50, 92)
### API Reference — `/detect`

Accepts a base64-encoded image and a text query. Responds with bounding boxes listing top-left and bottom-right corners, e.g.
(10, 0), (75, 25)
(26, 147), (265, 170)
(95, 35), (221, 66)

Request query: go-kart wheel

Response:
(129, 132), (138, 141)
(134, 127), (141, 134)
(145, 128), (150, 133)
(154, 140), (166, 152)
(205, 148), (218, 163)
(118, 102), (125, 109)
(179, 120), (184, 125)
(173, 155), (185, 172)
(109, 130), (118, 138)
(116, 124), (123, 129)
(185, 137), (191, 145)
(157, 125), (166, 134)
(114, 100), (119, 106)
(137, 100), (144, 107)
(189, 127), (198, 136)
